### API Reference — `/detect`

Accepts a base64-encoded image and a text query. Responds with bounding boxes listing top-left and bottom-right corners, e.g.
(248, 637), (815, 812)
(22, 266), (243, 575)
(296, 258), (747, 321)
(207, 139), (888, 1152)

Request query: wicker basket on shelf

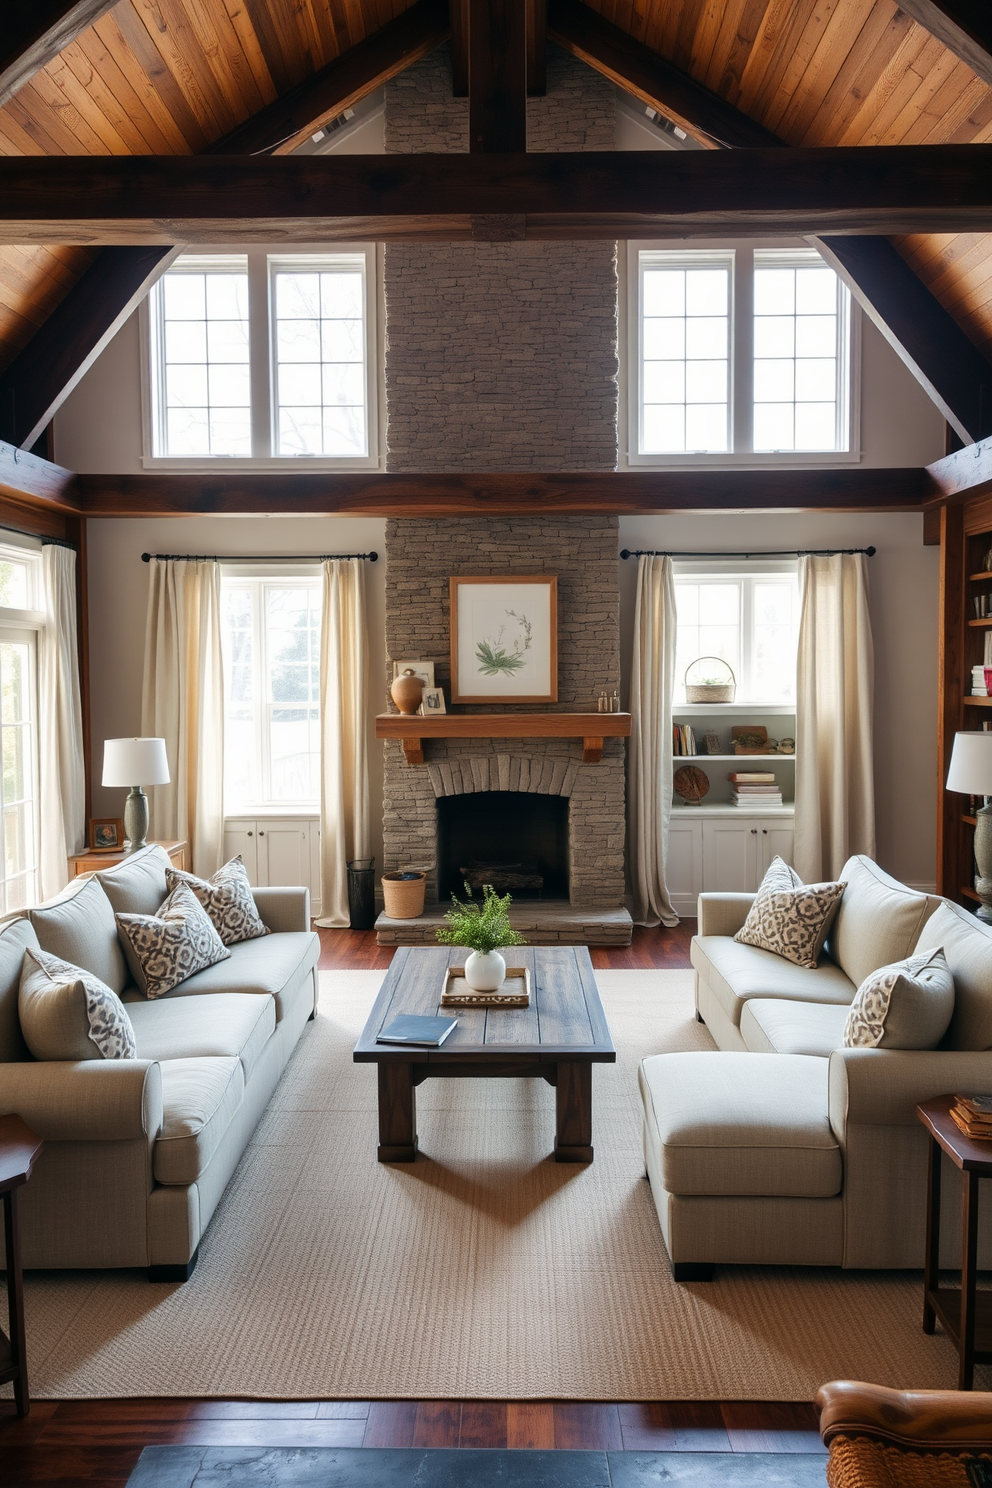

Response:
(684, 657), (736, 704)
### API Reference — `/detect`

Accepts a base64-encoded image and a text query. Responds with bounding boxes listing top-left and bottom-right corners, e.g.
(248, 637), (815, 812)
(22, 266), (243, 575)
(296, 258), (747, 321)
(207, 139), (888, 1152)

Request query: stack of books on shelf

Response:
(728, 771), (783, 807)
(673, 724), (697, 757)
(950, 1093), (992, 1141)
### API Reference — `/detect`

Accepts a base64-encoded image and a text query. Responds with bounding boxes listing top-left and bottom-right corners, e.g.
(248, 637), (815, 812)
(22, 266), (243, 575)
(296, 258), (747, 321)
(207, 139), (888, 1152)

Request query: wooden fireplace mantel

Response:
(375, 711), (632, 765)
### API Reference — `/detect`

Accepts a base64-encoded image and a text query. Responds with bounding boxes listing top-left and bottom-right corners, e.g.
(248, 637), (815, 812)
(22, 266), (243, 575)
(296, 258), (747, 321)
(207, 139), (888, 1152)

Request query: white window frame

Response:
(0, 539), (45, 915)
(141, 244), (381, 471)
(221, 566), (322, 815)
(672, 559), (799, 707)
(623, 238), (861, 470)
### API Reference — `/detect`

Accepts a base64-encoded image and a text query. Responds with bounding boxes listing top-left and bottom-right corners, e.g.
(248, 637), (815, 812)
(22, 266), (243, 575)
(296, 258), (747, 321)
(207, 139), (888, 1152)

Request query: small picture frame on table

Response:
(89, 818), (124, 852)
(420, 686), (446, 715)
(392, 660), (435, 688)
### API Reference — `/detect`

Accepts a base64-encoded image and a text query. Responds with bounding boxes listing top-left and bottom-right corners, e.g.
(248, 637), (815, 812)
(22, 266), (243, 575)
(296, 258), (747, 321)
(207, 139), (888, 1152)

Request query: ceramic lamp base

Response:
(123, 787), (150, 852)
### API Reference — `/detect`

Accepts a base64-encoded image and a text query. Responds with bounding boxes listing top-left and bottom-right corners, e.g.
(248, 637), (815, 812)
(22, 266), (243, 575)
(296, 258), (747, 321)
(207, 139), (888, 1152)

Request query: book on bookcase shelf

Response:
(672, 724), (696, 757)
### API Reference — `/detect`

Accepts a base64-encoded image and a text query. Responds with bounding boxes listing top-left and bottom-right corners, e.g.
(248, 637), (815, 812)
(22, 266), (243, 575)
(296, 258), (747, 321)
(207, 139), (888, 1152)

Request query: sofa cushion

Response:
(154, 1056), (244, 1185)
(734, 857), (844, 970)
(826, 856), (935, 990)
(740, 999), (850, 1057)
(166, 856), (269, 947)
(127, 991), (274, 1081)
(116, 881), (230, 999)
(691, 935), (857, 1031)
(915, 900), (992, 1050)
(639, 1051), (842, 1198)
(19, 948), (136, 1061)
(842, 947), (955, 1050)
(96, 844), (171, 916)
(0, 916), (39, 1061)
(148, 931), (320, 1022)
(30, 876), (128, 995)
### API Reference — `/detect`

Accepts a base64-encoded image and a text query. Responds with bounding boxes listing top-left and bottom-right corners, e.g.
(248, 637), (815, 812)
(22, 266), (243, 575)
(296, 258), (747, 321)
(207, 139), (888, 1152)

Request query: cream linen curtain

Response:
(317, 558), (370, 928)
(38, 544), (85, 899)
(794, 552), (875, 883)
(140, 559), (225, 877)
(628, 554), (679, 927)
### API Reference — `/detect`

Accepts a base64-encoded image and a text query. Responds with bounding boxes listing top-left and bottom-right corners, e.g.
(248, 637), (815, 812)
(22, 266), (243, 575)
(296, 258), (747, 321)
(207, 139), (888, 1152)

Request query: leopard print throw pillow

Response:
(843, 947), (955, 1050)
(116, 880), (231, 999)
(19, 947), (136, 1060)
(166, 855), (269, 947)
(734, 856), (845, 970)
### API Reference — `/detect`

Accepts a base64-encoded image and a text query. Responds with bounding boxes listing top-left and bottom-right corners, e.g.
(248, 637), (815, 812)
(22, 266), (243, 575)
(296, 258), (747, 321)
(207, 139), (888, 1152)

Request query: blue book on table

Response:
(377, 1014), (458, 1046)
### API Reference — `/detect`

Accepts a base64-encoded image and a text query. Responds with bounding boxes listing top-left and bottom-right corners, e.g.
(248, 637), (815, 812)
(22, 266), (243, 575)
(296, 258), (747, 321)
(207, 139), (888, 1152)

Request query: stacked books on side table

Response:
(950, 1093), (992, 1140)
(728, 771), (783, 807)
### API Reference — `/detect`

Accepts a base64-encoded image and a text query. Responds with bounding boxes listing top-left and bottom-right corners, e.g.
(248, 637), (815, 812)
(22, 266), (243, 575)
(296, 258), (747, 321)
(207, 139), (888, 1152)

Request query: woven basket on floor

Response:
(381, 870), (426, 919)
(827, 1434), (992, 1488)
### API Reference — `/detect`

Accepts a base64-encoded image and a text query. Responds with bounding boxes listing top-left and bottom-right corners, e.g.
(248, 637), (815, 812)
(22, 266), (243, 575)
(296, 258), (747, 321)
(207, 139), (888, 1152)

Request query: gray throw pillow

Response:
(843, 947), (955, 1050)
(116, 880), (231, 999)
(165, 856), (269, 946)
(734, 856), (845, 970)
(19, 947), (136, 1061)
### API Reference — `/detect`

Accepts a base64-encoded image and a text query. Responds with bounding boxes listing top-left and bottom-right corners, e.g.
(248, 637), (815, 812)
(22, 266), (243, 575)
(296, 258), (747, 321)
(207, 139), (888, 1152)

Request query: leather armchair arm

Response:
(818, 1380), (992, 1451)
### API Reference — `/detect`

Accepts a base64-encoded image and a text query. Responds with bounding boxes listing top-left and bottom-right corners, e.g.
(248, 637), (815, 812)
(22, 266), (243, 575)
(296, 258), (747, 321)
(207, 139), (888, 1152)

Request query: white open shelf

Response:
(672, 753), (794, 762)
(673, 703), (796, 716)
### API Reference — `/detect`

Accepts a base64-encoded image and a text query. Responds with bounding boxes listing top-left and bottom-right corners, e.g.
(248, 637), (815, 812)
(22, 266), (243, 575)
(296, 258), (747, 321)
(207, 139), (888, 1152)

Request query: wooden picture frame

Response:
(391, 660), (435, 688)
(450, 576), (557, 705)
(89, 818), (124, 852)
(420, 686), (446, 715)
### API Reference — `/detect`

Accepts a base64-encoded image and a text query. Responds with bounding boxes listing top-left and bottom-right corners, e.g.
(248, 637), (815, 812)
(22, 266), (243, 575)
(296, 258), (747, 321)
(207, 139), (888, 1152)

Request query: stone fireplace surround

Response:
(379, 516), (632, 945)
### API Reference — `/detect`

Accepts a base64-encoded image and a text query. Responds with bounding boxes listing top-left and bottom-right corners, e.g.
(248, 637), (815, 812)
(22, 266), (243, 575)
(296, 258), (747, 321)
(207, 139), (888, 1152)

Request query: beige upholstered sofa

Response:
(640, 856), (992, 1276)
(0, 845), (320, 1280)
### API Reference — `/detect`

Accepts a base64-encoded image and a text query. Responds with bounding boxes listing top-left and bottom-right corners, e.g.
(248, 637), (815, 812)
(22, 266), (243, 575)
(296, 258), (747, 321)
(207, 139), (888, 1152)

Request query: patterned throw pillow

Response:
(734, 856), (845, 970)
(19, 947), (136, 1061)
(843, 947), (955, 1050)
(116, 880), (230, 999)
(165, 856), (269, 947)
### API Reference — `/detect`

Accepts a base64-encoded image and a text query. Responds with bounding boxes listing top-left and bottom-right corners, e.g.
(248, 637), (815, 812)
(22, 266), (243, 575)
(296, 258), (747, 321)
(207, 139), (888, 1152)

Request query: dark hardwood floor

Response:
(1, 921), (830, 1482)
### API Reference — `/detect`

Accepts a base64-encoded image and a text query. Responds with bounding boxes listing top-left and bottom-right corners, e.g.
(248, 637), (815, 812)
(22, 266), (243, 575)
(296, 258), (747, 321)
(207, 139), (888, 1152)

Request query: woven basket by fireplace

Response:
(381, 870), (426, 919)
(684, 656), (736, 704)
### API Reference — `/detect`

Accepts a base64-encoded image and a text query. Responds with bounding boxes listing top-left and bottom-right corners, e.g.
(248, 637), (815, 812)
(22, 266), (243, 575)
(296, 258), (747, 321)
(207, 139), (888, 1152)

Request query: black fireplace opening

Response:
(437, 791), (569, 901)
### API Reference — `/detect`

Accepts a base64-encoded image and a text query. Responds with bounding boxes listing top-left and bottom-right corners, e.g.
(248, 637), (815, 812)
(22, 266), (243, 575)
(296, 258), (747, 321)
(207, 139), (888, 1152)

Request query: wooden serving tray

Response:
(440, 965), (532, 1007)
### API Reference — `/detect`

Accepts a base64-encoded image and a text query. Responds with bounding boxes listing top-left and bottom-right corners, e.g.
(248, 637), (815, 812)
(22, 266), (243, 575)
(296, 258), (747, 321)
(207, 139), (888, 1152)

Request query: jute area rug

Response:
(18, 969), (990, 1401)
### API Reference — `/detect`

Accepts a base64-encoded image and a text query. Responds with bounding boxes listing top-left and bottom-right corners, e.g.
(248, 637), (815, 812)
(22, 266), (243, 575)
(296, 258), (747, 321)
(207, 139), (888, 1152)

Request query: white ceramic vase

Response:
(464, 949), (506, 992)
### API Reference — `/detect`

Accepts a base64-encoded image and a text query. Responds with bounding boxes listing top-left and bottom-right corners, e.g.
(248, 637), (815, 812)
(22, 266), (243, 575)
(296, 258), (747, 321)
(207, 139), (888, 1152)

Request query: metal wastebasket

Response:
(347, 858), (376, 930)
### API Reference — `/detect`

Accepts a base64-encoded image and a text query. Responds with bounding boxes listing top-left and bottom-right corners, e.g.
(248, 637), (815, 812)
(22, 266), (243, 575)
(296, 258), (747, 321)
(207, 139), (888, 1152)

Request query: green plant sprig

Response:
(435, 882), (526, 954)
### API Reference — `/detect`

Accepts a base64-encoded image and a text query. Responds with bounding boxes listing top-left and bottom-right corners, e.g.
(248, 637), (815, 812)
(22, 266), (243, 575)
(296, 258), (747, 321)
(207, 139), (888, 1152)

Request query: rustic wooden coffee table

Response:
(354, 945), (615, 1164)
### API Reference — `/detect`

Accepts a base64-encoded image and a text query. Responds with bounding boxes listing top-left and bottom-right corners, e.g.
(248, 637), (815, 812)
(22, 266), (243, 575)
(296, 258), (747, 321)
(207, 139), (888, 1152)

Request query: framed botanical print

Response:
(449, 576), (557, 704)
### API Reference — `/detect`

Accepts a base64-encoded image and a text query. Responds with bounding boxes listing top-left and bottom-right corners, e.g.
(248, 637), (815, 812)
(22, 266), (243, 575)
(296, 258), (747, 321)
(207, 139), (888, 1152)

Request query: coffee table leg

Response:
(377, 1063), (418, 1163)
(554, 1061), (593, 1164)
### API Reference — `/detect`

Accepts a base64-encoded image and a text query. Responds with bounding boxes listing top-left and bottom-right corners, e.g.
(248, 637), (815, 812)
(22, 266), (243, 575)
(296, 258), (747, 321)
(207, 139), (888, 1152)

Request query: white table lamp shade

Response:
(102, 737), (171, 788)
(946, 731), (992, 795)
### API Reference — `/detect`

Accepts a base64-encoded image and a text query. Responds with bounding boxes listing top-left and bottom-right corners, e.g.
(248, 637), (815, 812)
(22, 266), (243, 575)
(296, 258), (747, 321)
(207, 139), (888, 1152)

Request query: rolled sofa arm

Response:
(828, 1047), (992, 1133)
(696, 892), (756, 938)
(0, 1059), (162, 1141)
(817, 1380), (992, 1451)
(252, 885), (311, 933)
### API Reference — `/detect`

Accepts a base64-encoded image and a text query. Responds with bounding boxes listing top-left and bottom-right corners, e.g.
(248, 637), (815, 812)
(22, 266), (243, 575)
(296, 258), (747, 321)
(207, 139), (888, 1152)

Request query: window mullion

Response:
(733, 247), (753, 454)
(248, 252), (272, 458)
(255, 582), (268, 806)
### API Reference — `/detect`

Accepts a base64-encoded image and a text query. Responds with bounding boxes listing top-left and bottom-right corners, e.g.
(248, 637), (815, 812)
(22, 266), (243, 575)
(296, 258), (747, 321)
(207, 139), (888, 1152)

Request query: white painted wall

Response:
(618, 511), (938, 889)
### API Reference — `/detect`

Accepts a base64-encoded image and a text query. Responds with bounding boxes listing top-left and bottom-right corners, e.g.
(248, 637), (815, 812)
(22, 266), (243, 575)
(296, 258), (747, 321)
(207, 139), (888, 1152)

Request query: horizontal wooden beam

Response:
(0, 1), (119, 108)
(0, 440), (79, 511)
(74, 467), (931, 517)
(925, 432), (992, 502)
(3, 148), (991, 244)
(208, 0), (450, 156)
(895, 2), (992, 90)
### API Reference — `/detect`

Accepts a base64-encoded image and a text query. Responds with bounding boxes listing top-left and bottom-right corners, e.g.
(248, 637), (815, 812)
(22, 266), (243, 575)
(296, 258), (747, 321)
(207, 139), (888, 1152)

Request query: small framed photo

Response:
(450, 575), (557, 704)
(392, 660), (435, 688)
(420, 686), (446, 715)
(89, 818), (124, 852)
(704, 732), (722, 755)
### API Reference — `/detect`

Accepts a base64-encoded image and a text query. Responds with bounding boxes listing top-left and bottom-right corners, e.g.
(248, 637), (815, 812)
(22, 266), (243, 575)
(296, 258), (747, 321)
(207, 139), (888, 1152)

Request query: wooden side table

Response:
(67, 839), (187, 878)
(917, 1094), (992, 1389)
(0, 1115), (43, 1417)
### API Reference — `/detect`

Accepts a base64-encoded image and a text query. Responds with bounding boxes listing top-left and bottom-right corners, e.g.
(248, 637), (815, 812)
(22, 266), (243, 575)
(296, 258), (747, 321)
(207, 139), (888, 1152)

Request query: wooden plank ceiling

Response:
(2, 0), (992, 375)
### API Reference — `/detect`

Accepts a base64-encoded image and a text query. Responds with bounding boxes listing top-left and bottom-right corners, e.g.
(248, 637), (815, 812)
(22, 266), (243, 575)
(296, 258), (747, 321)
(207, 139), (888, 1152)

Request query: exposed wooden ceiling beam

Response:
(0, 0), (119, 108)
(74, 468), (930, 517)
(450, 0), (469, 96)
(528, 0), (548, 97)
(0, 148), (991, 242)
(0, 440), (79, 511)
(548, 0), (992, 443)
(925, 432), (992, 502)
(470, 0), (527, 151)
(895, 2), (992, 90)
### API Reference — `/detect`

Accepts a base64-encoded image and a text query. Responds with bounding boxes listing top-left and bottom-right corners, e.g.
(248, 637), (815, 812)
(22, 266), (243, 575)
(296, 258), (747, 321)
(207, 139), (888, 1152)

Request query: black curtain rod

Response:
(141, 551), (377, 563)
(40, 536), (78, 550)
(619, 546), (876, 560)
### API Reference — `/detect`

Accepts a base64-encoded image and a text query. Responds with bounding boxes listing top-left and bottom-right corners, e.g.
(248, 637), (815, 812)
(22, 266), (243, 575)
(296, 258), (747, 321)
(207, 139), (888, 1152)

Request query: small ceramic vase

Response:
(391, 668), (425, 715)
(464, 949), (506, 991)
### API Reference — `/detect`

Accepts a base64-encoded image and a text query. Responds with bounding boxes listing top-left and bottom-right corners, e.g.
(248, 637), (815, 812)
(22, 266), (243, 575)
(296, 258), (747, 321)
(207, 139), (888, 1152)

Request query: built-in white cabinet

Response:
(224, 817), (321, 917)
(667, 808), (795, 918)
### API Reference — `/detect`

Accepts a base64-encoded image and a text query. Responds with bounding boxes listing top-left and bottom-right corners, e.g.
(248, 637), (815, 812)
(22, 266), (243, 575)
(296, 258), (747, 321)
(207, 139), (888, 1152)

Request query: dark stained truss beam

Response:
(0, 1), (120, 108)
(0, 440), (79, 511)
(469, 0), (527, 151)
(548, 0), (992, 444)
(925, 432), (992, 502)
(895, 2), (992, 90)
